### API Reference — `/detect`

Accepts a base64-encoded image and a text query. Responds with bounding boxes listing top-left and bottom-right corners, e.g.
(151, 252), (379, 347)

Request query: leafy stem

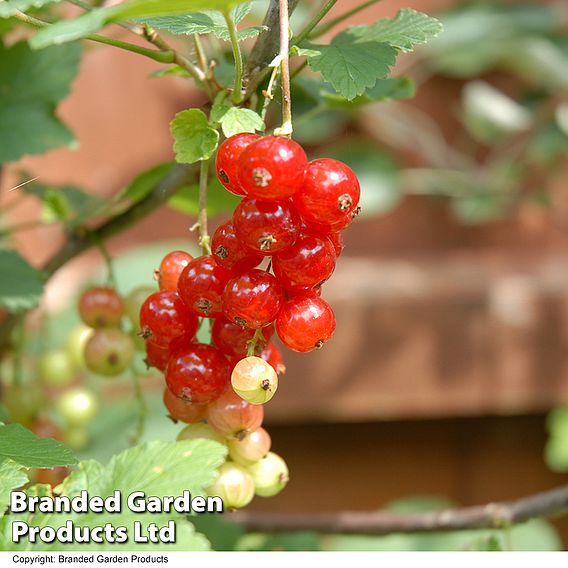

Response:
(223, 9), (244, 104)
(13, 11), (175, 64)
(198, 159), (211, 255)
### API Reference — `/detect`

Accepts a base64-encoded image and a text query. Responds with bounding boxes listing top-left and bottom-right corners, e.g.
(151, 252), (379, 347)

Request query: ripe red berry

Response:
(216, 133), (261, 196)
(259, 341), (286, 375)
(79, 287), (124, 328)
(163, 387), (207, 423)
(327, 231), (344, 257)
(285, 285), (322, 299)
(212, 317), (273, 357)
(207, 388), (264, 438)
(237, 136), (307, 200)
(139, 291), (199, 348)
(144, 340), (170, 372)
(276, 296), (336, 352)
(273, 234), (336, 290)
(293, 159), (360, 232)
(177, 255), (232, 317)
(233, 198), (299, 255)
(212, 221), (263, 273)
(166, 344), (230, 404)
(156, 250), (193, 291)
(222, 269), (284, 329)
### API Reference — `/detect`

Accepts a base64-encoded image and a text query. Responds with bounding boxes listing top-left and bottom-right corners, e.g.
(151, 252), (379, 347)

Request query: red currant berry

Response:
(216, 133), (261, 196)
(276, 296), (336, 352)
(294, 159), (360, 231)
(237, 136), (307, 200)
(166, 344), (230, 404)
(285, 285), (322, 299)
(259, 341), (286, 375)
(163, 387), (207, 423)
(222, 269), (284, 329)
(156, 251), (193, 291)
(84, 328), (135, 377)
(212, 317), (273, 357)
(139, 291), (199, 348)
(207, 388), (264, 439)
(212, 221), (263, 273)
(273, 234), (336, 290)
(327, 231), (344, 257)
(144, 340), (170, 372)
(177, 255), (232, 317)
(79, 287), (124, 328)
(233, 198), (299, 255)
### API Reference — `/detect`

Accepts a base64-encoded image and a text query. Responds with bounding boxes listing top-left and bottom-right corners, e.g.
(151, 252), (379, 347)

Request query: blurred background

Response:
(2, 0), (568, 551)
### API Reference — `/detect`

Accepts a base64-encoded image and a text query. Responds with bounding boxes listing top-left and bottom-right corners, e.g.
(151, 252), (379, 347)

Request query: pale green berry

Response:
(84, 328), (134, 377)
(228, 427), (271, 465)
(39, 350), (76, 387)
(176, 423), (227, 445)
(207, 462), (255, 509)
(57, 388), (98, 425)
(231, 356), (278, 405)
(65, 325), (94, 370)
(247, 451), (289, 497)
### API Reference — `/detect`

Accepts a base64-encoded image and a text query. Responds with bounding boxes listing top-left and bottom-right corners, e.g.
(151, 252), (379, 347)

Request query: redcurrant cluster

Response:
(138, 133), (360, 507)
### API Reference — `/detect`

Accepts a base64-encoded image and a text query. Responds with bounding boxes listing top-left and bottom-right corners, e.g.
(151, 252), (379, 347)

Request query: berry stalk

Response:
(276, 0), (293, 136)
(198, 159), (212, 255)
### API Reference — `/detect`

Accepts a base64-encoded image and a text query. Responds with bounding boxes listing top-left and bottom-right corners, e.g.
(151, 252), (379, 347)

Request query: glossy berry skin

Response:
(163, 387), (207, 424)
(228, 427), (271, 465)
(166, 344), (230, 404)
(285, 285), (322, 299)
(212, 221), (262, 273)
(247, 451), (289, 497)
(144, 340), (170, 372)
(207, 388), (264, 438)
(79, 287), (124, 328)
(207, 462), (255, 509)
(273, 234), (336, 290)
(231, 356), (278, 405)
(84, 328), (135, 377)
(276, 296), (336, 352)
(294, 159), (360, 232)
(139, 291), (199, 348)
(259, 341), (286, 375)
(157, 251), (193, 291)
(216, 133), (261, 196)
(327, 231), (344, 257)
(233, 198), (299, 255)
(212, 318), (273, 357)
(177, 255), (232, 317)
(222, 269), (284, 329)
(237, 136), (307, 200)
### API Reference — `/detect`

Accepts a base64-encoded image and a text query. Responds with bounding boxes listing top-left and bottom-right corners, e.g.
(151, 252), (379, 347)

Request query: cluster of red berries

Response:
(136, 133), (359, 506)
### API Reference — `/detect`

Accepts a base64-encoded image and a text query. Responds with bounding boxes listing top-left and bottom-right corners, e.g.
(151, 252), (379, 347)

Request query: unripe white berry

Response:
(207, 462), (255, 509)
(231, 356), (278, 405)
(247, 451), (289, 497)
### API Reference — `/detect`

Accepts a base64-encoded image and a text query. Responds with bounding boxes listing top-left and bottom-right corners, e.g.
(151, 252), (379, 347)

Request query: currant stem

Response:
(198, 159), (211, 255)
(193, 35), (208, 74)
(13, 11), (175, 64)
(309, 0), (382, 40)
(223, 9), (244, 104)
(247, 328), (265, 357)
(276, 0), (293, 136)
(293, 0), (338, 46)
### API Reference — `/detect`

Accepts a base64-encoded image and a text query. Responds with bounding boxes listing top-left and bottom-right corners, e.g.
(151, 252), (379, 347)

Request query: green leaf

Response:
(171, 109), (219, 164)
(29, 0), (249, 48)
(297, 30), (397, 100)
(142, 4), (264, 42)
(23, 182), (103, 225)
(0, 250), (44, 312)
(0, 41), (81, 163)
(351, 9), (443, 52)
(0, 460), (28, 518)
(168, 176), (239, 216)
(0, 424), (77, 468)
(219, 107), (264, 138)
(322, 77), (416, 108)
(0, 0), (59, 17)
(3, 439), (225, 551)
(115, 162), (176, 203)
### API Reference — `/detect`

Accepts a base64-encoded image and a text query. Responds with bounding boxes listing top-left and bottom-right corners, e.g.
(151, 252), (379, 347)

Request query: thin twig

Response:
(246, 328), (265, 357)
(275, 0), (293, 136)
(293, 0), (338, 47)
(223, 9), (244, 104)
(310, 0), (382, 40)
(232, 484), (568, 535)
(198, 160), (211, 255)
